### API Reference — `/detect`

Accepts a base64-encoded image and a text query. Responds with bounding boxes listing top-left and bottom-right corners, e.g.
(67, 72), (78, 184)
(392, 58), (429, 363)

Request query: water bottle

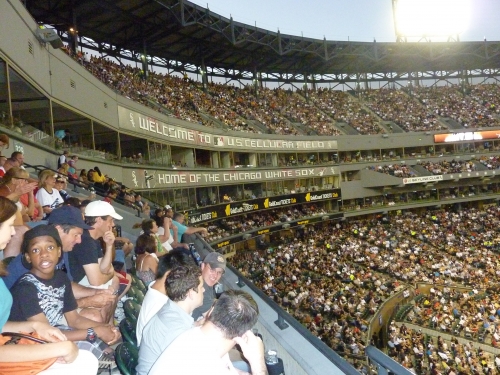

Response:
(189, 243), (202, 266)
(265, 349), (284, 375)
(265, 349), (279, 365)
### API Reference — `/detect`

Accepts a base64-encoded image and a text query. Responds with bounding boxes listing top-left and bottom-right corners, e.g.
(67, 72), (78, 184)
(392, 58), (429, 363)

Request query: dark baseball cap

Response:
(203, 252), (226, 270)
(48, 206), (93, 230)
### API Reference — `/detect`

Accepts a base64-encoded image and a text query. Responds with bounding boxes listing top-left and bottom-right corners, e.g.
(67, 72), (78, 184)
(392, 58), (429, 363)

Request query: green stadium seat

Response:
(123, 299), (141, 324)
(115, 342), (138, 375)
(119, 317), (138, 347)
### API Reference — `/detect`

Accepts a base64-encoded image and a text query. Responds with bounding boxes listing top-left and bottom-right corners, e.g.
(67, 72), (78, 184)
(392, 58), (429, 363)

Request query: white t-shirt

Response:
(149, 327), (238, 375)
(157, 226), (174, 251)
(136, 286), (168, 346)
(35, 188), (63, 218)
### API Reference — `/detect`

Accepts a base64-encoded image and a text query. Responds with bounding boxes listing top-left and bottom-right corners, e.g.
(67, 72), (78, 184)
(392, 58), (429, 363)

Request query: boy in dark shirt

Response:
(9, 225), (120, 346)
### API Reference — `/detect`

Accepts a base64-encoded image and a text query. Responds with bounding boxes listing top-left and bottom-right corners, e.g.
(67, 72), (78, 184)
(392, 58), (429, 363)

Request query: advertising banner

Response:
(187, 189), (341, 224)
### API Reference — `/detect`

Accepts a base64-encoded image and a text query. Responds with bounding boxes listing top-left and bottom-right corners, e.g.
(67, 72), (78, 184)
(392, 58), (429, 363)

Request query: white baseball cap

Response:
(85, 201), (123, 220)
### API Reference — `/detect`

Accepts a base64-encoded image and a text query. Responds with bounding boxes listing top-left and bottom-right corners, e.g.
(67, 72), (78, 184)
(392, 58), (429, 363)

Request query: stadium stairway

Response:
(335, 122), (361, 135)
(442, 117), (465, 130)
(382, 121), (405, 133)
(245, 119), (273, 134)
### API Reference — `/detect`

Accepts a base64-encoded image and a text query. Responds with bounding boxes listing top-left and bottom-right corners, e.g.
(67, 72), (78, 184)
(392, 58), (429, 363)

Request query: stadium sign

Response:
(434, 130), (500, 143)
(118, 106), (337, 151)
(402, 175), (443, 184)
(125, 166), (337, 189)
(186, 188), (341, 224)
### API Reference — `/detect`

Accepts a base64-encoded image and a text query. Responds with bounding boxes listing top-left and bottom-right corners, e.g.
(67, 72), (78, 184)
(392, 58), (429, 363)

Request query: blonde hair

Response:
(38, 169), (56, 188)
(0, 167), (29, 185)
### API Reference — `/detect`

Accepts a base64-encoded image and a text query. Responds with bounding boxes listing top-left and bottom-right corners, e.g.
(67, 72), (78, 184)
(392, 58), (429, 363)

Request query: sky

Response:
(190, 0), (500, 42)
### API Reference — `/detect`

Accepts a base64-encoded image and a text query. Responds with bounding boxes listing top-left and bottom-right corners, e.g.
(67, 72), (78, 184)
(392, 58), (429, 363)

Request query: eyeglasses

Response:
(13, 177), (28, 181)
(206, 264), (225, 276)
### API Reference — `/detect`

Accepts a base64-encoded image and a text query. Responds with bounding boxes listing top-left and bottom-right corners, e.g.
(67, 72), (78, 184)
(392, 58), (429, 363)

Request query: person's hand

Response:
(194, 316), (206, 327)
(13, 181), (37, 196)
(102, 230), (115, 247)
(85, 290), (117, 308)
(33, 215), (43, 222)
(31, 321), (67, 342)
(93, 325), (121, 345)
(171, 224), (178, 233)
(56, 341), (79, 364)
(233, 330), (265, 371)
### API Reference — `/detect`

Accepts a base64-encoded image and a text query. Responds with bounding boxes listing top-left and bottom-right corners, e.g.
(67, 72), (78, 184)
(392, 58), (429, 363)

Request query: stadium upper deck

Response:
(25, 0), (500, 80)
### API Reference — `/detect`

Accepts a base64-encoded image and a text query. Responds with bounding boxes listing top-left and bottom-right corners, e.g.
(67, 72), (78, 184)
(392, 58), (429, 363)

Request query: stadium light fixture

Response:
(393, 0), (471, 41)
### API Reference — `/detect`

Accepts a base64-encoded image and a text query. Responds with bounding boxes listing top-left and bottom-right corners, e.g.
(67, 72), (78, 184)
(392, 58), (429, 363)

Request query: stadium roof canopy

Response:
(27, 0), (500, 77)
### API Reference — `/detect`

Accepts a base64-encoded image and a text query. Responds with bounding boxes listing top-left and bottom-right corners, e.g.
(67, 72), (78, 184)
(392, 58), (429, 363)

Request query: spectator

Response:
(58, 150), (69, 169)
(0, 167), (38, 225)
(0, 151), (24, 177)
(135, 233), (159, 285)
(137, 259), (204, 375)
(67, 201), (124, 323)
(91, 166), (106, 192)
(149, 290), (264, 375)
(172, 212), (208, 242)
(0, 197), (98, 375)
(192, 252), (226, 321)
(136, 250), (194, 346)
(36, 170), (64, 219)
(0, 133), (9, 152)
(8, 225), (120, 360)
(55, 176), (70, 202)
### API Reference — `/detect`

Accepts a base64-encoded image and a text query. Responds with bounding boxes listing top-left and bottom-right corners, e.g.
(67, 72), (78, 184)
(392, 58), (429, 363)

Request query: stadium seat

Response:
(123, 299), (141, 324)
(119, 317), (138, 347)
(115, 342), (138, 375)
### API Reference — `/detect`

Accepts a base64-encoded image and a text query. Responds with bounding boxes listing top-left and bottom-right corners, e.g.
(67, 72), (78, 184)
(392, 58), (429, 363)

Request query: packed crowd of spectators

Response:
(368, 164), (416, 178)
(208, 84), (295, 134)
(419, 159), (477, 175)
(201, 204), (329, 243)
(308, 88), (384, 135)
(479, 155), (500, 170)
(65, 48), (500, 138)
(413, 85), (500, 129)
(388, 322), (499, 374)
(361, 88), (445, 132)
(230, 204), (500, 367)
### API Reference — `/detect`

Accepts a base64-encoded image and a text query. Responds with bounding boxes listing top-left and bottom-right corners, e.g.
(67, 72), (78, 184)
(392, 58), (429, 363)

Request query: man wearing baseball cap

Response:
(67, 201), (124, 323)
(192, 252), (226, 320)
(1, 205), (117, 323)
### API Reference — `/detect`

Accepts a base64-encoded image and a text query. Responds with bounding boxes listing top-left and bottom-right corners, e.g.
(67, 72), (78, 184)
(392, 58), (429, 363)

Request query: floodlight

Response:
(393, 0), (470, 41)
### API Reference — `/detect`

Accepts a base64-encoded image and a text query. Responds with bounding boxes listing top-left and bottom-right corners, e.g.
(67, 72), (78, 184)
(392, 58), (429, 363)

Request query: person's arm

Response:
(27, 311), (120, 345)
(234, 331), (268, 375)
(2, 320), (67, 342)
(94, 230), (115, 279)
(184, 226), (209, 236)
(25, 191), (35, 217)
(171, 223), (179, 243)
(0, 337), (78, 364)
(157, 218), (171, 243)
(6, 181), (37, 201)
(71, 282), (116, 309)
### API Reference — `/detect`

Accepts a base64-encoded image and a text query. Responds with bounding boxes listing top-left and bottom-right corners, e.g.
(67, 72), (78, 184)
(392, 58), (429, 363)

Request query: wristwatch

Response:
(86, 328), (97, 343)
